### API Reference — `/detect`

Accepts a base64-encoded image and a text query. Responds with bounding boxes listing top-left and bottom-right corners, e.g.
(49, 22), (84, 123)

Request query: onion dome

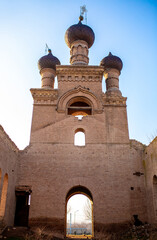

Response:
(100, 52), (123, 71)
(38, 49), (60, 71)
(65, 16), (95, 48)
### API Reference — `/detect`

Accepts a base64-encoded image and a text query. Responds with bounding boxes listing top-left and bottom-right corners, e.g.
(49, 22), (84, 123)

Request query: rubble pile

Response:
(113, 224), (157, 240)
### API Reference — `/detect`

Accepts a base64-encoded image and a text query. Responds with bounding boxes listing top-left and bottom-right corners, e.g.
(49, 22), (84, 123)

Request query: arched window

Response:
(66, 186), (93, 238)
(0, 173), (8, 219)
(0, 168), (1, 186)
(67, 97), (92, 116)
(74, 128), (85, 146)
(153, 175), (157, 216)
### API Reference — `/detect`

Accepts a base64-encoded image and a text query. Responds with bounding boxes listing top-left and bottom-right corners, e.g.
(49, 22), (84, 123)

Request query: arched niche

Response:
(0, 168), (1, 186)
(153, 175), (157, 217)
(65, 186), (94, 238)
(0, 173), (8, 219)
(57, 86), (102, 114)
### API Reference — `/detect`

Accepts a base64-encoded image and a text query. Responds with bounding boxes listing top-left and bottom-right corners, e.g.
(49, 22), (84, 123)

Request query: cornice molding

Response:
(30, 88), (58, 105)
(56, 65), (104, 82)
(102, 93), (127, 106)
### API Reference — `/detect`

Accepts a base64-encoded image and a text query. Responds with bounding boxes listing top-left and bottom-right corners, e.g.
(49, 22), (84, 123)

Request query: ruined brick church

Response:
(0, 16), (157, 238)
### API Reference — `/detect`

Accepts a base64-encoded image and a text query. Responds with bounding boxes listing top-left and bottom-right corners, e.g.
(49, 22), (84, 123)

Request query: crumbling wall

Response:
(144, 137), (157, 223)
(0, 125), (18, 226)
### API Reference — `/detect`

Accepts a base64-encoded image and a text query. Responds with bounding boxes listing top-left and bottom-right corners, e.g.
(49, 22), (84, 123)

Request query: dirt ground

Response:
(1, 224), (157, 240)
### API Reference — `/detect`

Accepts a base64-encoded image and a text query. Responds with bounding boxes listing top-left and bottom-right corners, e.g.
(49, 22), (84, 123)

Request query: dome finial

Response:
(79, 15), (84, 22)
(38, 50), (60, 71)
(100, 53), (123, 72)
(48, 49), (52, 54)
(65, 18), (95, 49)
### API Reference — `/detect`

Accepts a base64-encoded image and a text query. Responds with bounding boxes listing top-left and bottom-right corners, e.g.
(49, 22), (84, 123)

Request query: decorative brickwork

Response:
(30, 89), (58, 105)
(102, 93), (127, 106)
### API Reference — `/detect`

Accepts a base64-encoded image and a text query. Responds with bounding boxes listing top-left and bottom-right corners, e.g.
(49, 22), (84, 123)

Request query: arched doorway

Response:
(0, 173), (8, 220)
(0, 168), (1, 186)
(153, 175), (157, 217)
(66, 186), (94, 238)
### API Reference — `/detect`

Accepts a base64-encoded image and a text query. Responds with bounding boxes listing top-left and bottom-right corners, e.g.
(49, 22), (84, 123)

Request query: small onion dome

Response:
(100, 52), (123, 71)
(65, 16), (95, 48)
(38, 49), (60, 71)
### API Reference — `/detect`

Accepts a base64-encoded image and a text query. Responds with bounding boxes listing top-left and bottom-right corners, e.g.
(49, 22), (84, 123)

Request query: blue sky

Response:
(0, 0), (156, 149)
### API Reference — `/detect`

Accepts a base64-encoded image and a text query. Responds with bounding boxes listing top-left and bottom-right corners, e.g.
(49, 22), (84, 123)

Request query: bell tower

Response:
(30, 16), (129, 144)
(18, 16), (144, 238)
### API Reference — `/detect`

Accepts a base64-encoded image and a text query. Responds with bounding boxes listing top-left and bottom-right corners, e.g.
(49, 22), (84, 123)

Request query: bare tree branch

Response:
(83, 198), (92, 221)
(67, 204), (71, 214)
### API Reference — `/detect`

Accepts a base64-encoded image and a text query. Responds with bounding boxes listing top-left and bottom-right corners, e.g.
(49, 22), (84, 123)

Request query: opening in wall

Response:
(67, 97), (92, 116)
(74, 128), (85, 146)
(153, 175), (157, 217)
(0, 168), (1, 186)
(66, 186), (94, 238)
(54, 77), (58, 89)
(14, 186), (32, 227)
(0, 173), (8, 219)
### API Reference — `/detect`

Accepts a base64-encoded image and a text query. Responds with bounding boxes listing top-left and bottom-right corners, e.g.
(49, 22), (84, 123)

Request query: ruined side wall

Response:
(144, 137), (157, 223)
(129, 140), (147, 221)
(0, 126), (18, 226)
